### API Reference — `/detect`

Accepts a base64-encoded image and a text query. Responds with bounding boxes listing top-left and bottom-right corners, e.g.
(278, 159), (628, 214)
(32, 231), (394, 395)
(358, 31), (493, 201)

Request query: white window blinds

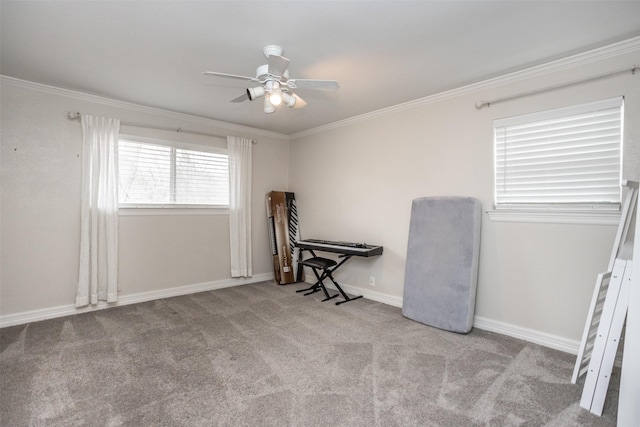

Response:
(175, 147), (229, 205)
(494, 97), (623, 210)
(119, 139), (229, 206)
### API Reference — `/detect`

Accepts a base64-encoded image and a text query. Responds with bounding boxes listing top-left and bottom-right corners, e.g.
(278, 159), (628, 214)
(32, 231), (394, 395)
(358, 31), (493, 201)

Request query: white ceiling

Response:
(2, 1), (640, 135)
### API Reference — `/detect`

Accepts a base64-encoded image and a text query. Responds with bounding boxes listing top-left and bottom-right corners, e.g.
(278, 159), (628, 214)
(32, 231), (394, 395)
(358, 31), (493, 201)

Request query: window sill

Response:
(119, 206), (229, 216)
(487, 209), (620, 225)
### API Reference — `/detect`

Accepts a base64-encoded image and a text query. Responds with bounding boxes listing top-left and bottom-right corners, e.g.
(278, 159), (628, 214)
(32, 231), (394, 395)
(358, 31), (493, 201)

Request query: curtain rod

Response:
(475, 65), (638, 110)
(67, 112), (256, 144)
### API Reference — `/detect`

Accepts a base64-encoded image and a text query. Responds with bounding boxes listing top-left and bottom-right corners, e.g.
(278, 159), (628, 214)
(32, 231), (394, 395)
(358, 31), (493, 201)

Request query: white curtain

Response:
(76, 115), (120, 307)
(227, 136), (253, 277)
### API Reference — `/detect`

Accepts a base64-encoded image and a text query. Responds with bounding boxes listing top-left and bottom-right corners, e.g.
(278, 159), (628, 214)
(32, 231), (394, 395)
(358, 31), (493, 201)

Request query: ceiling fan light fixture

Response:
(269, 88), (283, 106)
(263, 97), (275, 114)
(247, 86), (265, 101)
(281, 92), (296, 108)
(204, 45), (339, 114)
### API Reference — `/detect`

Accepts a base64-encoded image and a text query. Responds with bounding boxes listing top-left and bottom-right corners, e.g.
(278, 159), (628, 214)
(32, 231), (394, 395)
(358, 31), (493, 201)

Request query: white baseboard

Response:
(2, 274), (581, 356)
(324, 280), (580, 355)
(472, 316), (580, 355)
(324, 281), (404, 308)
(0, 273), (274, 328)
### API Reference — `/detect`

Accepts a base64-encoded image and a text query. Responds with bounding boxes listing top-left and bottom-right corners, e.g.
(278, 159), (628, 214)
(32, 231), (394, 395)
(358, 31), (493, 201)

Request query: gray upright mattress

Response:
(402, 196), (482, 333)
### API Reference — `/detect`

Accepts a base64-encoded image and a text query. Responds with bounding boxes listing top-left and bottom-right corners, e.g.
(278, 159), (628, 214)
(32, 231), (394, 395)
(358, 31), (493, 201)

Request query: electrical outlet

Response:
(369, 276), (375, 287)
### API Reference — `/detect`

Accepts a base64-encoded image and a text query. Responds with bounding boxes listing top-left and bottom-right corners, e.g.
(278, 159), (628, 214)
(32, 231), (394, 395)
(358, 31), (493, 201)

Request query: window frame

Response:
(489, 97), (624, 225)
(117, 134), (230, 213)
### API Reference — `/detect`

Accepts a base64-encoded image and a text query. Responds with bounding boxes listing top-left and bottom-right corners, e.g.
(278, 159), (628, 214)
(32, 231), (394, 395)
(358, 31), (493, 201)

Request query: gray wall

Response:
(288, 44), (640, 349)
(0, 79), (290, 317)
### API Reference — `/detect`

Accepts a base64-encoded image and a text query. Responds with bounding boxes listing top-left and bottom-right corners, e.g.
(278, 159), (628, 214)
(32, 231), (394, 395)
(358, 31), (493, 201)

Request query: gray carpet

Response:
(0, 281), (619, 426)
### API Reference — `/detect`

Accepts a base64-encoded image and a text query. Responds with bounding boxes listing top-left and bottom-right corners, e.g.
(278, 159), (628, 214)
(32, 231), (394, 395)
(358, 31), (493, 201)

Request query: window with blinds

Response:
(118, 138), (229, 207)
(493, 97), (623, 211)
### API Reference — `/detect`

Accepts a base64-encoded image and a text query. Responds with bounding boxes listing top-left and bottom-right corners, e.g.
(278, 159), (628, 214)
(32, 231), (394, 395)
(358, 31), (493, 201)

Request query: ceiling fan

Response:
(203, 45), (339, 113)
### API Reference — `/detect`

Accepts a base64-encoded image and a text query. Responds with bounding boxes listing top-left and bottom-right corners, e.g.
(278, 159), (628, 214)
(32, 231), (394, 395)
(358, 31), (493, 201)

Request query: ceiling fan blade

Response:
(268, 55), (290, 77)
(230, 92), (249, 103)
(286, 79), (339, 91)
(291, 93), (307, 109)
(203, 71), (259, 82)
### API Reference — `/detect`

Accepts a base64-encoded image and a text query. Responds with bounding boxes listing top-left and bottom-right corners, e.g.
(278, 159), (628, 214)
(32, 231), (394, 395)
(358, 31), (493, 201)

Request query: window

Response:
(118, 136), (229, 207)
(493, 97), (623, 217)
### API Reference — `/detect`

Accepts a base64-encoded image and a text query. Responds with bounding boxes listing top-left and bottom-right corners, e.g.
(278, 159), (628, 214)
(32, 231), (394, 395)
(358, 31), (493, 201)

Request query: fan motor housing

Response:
(256, 64), (290, 83)
(256, 64), (269, 79)
(263, 45), (283, 58)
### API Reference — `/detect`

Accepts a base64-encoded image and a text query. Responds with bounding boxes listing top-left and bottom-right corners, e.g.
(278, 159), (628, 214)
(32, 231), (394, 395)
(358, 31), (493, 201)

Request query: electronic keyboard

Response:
(295, 239), (383, 257)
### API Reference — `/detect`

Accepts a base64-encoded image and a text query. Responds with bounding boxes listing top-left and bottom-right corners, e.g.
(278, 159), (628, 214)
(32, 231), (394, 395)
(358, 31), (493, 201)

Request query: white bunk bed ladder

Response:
(571, 270), (613, 384)
(571, 180), (638, 416)
(579, 259), (632, 415)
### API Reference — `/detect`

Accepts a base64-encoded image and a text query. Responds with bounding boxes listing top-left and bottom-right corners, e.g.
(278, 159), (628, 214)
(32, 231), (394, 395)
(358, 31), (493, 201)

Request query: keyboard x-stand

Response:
(294, 239), (383, 305)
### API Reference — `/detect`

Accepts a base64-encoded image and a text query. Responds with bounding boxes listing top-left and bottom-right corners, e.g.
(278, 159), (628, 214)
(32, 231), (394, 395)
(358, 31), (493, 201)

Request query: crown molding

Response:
(291, 36), (640, 139)
(0, 75), (290, 141)
(3, 35), (638, 141)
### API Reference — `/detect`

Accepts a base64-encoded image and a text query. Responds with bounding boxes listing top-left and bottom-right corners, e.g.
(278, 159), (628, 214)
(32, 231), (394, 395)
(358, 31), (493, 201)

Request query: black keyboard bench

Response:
(297, 256), (363, 305)
(294, 239), (383, 306)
